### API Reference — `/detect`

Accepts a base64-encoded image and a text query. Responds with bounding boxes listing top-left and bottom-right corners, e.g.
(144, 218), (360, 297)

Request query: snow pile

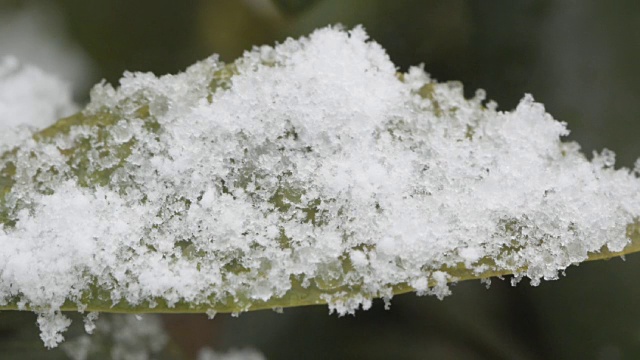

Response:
(1, 26), (639, 348)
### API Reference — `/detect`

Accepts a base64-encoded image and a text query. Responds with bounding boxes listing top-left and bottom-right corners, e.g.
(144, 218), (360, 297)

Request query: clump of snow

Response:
(37, 311), (72, 348)
(1, 25), (640, 347)
(83, 312), (99, 334)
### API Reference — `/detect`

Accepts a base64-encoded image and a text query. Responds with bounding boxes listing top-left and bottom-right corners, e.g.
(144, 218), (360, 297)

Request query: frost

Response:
(2, 25), (640, 347)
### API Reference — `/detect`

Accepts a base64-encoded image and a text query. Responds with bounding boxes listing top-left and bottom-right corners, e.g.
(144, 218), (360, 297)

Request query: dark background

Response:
(1, 1), (640, 359)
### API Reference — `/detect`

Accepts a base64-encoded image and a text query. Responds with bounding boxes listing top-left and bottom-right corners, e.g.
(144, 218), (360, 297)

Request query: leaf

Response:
(2, 26), (640, 347)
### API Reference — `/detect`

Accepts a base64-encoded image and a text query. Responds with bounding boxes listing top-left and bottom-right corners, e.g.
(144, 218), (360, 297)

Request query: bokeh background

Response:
(1, 0), (640, 359)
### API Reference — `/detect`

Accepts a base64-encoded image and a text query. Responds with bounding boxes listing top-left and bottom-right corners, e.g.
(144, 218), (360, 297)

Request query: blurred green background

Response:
(1, 0), (640, 359)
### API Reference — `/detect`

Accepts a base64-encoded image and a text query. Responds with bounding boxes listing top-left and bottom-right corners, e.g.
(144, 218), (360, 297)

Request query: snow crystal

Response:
(1, 25), (640, 347)
(83, 312), (99, 334)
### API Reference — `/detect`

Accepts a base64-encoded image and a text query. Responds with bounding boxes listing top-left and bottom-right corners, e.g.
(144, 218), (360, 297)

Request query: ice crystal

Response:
(1, 26), (640, 347)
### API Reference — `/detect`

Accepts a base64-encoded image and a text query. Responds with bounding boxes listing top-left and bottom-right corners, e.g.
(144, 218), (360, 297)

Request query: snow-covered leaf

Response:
(1, 26), (640, 347)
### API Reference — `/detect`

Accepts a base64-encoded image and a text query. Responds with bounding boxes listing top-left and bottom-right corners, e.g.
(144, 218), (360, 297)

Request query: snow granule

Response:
(1, 26), (640, 347)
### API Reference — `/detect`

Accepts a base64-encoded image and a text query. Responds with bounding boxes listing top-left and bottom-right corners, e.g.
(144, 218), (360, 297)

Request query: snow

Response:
(1, 25), (640, 348)
(37, 311), (72, 348)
